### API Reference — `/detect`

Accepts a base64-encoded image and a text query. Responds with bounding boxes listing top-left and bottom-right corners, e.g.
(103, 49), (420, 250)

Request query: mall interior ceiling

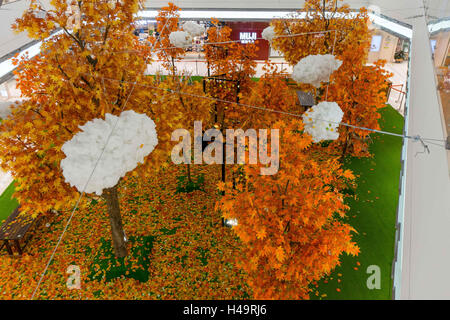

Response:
(2, 0), (450, 59)
(143, 0), (450, 24)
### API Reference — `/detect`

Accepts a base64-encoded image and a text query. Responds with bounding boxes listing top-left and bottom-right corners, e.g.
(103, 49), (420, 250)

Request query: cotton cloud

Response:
(182, 21), (205, 37)
(302, 101), (344, 143)
(262, 26), (276, 42)
(169, 31), (193, 48)
(292, 54), (343, 88)
(60, 110), (158, 195)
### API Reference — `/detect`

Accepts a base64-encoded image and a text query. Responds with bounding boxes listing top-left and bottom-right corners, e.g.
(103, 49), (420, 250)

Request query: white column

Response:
(398, 5), (450, 299)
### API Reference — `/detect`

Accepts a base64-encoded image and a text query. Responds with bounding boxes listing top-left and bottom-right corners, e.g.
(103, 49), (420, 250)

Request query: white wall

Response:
(398, 5), (450, 299)
(367, 29), (399, 63)
(0, 0), (51, 58)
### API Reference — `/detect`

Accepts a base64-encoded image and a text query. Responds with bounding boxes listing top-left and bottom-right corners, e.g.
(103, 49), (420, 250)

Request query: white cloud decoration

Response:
(292, 54), (343, 88)
(182, 21), (205, 37)
(262, 26), (276, 42)
(302, 101), (344, 143)
(60, 110), (158, 196)
(169, 31), (193, 48)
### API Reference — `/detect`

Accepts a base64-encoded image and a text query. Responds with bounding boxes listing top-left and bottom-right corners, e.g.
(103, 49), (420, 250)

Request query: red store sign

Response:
(226, 21), (270, 60)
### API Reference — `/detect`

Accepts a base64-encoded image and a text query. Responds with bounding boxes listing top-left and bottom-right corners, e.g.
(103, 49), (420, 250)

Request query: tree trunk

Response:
(171, 56), (176, 77)
(340, 127), (350, 161)
(341, 135), (351, 162)
(103, 185), (128, 258)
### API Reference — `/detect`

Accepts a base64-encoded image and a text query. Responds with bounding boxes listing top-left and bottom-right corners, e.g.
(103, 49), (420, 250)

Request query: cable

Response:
(90, 73), (446, 148)
(91, 29), (341, 56)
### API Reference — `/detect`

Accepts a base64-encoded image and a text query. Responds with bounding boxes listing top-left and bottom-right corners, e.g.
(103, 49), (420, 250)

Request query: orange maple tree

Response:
(202, 21), (260, 182)
(149, 4), (214, 184)
(270, 0), (392, 157)
(240, 63), (300, 128)
(218, 119), (359, 299)
(0, 0), (210, 257)
(204, 20), (258, 99)
(149, 2), (185, 75)
(2, 0), (150, 216)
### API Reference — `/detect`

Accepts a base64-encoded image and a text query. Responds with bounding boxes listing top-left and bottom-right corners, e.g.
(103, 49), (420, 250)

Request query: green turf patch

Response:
(89, 235), (155, 283)
(313, 105), (404, 300)
(146, 74), (260, 83)
(0, 182), (19, 224)
(176, 173), (205, 193)
(146, 74), (204, 83)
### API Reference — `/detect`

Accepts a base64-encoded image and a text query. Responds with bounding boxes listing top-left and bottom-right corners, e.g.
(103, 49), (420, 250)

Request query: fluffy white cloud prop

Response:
(262, 26), (276, 42)
(182, 21), (205, 37)
(292, 54), (343, 87)
(60, 110), (158, 196)
(302, 101), (344, 143)
(169, 31), (193, 48)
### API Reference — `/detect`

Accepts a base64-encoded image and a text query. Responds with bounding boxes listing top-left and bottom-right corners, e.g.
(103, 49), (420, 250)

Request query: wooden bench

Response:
(0, 206), (42, 256)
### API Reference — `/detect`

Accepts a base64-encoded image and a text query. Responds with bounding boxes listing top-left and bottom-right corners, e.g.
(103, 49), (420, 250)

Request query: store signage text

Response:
(239, 32), (257, 44)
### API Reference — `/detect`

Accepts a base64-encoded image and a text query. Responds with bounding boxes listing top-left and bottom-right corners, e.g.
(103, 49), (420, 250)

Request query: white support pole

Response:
(398, 2), (450, 299)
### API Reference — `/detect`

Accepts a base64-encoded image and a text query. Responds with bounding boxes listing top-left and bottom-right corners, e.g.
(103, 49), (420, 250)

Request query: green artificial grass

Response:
(0, 182), (19, 224)
(89, 235), (155, 284)
(145, 74), (260, 83)
(176, 173), (205, 193)
(313, 105), (404, 300)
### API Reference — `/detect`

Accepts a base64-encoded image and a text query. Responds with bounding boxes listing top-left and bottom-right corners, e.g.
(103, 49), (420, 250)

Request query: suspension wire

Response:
(94, 30), (341, 56)
(90, 74), (446, 148)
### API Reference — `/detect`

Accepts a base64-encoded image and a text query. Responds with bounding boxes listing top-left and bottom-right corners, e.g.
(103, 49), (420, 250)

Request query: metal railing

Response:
(391, 41), (412, 300)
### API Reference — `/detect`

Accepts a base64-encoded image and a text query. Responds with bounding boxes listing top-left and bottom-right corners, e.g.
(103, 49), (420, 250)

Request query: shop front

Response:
(226, 21), (271, 60)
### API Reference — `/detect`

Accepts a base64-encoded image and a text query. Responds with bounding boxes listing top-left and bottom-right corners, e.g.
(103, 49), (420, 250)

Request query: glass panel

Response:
(426, 0), (450, 153)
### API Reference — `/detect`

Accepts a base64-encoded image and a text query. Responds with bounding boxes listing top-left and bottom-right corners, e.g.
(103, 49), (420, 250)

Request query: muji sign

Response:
(239, 32), (257, 44)
(228, 21), (271, 60)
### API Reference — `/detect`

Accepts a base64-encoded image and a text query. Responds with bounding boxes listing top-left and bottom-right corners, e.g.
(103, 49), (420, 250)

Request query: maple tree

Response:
(204, 20), (258, 101)
(0, 0), (210, 257)
(270, 0), (391, 157)
(218, 119), (359, 299)
(0, 0), (383, 300)
(149, 4), (213, 184)
(327, 60), (391, 157)
(240, 63), (300, 128)
(150, 2), (185, 75)
(0, 0), (151, 217)
(202, 21), (259, 182)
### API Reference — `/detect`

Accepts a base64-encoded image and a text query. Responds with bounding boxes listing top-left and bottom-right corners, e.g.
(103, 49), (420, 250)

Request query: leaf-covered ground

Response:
(0, 164), (249, 299)
(0, 106), (403, 300)
(313, 105), (404, 299)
